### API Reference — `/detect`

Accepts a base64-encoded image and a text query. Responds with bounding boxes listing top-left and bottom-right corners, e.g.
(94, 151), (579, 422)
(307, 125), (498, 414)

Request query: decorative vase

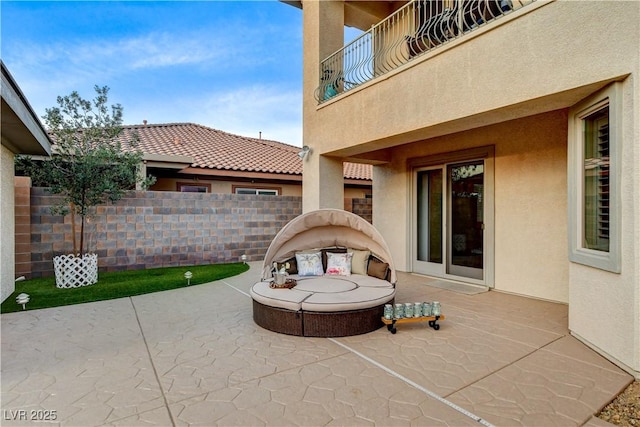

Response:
(53, 253), (98, 288)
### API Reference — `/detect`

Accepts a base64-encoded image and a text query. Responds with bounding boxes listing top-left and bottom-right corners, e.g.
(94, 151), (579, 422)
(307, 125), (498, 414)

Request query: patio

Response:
(1, 262), (632, 426)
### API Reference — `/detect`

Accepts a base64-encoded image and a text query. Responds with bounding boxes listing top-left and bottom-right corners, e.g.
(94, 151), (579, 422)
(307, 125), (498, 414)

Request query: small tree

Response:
(16, 85), (155, 256)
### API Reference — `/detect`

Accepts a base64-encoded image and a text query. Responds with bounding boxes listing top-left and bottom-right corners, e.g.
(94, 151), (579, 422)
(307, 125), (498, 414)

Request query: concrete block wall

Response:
(351, 197), (372, 223)
(28, 189), (302, 278)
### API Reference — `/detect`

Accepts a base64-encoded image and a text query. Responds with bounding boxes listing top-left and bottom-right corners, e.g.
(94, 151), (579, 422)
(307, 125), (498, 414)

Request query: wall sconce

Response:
(298, 145), (311, 160)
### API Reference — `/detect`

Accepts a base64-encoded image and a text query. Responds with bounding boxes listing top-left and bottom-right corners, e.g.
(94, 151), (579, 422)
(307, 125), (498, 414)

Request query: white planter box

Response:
(53, 253), (98, 288)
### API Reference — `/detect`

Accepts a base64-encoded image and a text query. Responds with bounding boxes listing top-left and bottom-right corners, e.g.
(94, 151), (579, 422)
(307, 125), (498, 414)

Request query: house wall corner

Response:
(1, 144), (16, 302)
(568, 76), (640, 378)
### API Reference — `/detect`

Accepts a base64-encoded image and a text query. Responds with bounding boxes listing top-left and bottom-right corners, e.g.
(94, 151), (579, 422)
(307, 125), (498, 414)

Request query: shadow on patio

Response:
(1, 262), (632, 426)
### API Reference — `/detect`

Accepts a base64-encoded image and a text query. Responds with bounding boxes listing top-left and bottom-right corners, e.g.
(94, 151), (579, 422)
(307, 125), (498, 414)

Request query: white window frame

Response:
(234, 187), (279, 196)
(568, 83), (621, 273)
(178, 183), (210, 193)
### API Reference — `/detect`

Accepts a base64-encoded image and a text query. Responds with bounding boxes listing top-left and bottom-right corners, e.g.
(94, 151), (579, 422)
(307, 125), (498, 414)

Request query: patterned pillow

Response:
(325, 252), (353, 276)
(295, 252), (324, 276)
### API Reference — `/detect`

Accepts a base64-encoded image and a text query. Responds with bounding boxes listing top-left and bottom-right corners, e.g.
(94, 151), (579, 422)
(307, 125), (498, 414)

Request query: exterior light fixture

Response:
(16, 293), (30, 310)
(241, 254), (248, 264)
(298, 145), (311, 160)
(184, 271), (193, 286)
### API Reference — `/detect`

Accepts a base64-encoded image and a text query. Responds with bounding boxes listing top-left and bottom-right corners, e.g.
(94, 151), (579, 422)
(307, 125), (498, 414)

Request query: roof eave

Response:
(1, 61), (52, 156)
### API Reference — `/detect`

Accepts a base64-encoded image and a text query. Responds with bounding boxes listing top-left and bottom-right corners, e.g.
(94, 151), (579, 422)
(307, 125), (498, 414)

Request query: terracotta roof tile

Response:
(119, 122), (372, 181)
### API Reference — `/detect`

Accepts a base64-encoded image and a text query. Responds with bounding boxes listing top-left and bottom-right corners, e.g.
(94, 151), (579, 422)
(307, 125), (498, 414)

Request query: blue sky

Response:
(1, 1), (306, 145)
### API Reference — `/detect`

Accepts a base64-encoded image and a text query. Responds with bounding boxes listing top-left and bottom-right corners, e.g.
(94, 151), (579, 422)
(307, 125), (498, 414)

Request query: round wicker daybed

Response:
(250, 209), (396, 337)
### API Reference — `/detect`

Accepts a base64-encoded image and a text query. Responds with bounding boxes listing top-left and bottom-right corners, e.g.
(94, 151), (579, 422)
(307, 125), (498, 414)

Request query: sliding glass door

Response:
(414, 168), (444, 276)
(413, 158), (489, 283)
(447, 161), (484, 280)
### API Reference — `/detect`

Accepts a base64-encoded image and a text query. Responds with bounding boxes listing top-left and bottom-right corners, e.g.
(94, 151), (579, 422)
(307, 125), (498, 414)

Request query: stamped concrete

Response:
(1, 262), (632, 426)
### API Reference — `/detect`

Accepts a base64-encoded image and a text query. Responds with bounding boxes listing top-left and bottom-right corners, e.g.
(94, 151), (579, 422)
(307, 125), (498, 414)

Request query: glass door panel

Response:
(414, 168), (443, 275)
(447, 161), (484, 280)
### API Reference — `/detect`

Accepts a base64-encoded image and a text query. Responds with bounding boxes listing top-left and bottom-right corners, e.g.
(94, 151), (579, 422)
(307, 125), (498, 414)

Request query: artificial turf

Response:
(1, 262), (249, 313)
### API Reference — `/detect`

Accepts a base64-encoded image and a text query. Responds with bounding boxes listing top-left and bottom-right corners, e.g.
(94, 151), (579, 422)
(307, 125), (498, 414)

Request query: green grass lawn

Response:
(1, 262), (250, 314)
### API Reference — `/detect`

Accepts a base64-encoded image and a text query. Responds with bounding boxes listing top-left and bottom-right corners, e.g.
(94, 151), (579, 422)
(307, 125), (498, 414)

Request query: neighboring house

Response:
(120, 122), (372, 210)
(283, 1), (640, 378)
(1, 61), (52, 302)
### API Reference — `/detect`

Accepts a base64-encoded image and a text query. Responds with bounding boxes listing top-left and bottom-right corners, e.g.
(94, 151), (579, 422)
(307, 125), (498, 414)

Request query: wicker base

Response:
(252, 299), (390, 337)
(252, 300), (303, 336)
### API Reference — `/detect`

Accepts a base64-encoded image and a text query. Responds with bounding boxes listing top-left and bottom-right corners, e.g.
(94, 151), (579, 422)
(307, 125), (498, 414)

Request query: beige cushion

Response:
(250, 281), (312, 311)
(348, 274), (393, 288)
(294, 276), (357, 293)
(301, 287), (395, 312)
(349, 248), (371, 275)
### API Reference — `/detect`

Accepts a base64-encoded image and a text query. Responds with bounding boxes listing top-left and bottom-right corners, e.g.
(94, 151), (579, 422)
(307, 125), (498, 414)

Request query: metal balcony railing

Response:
(316, 0), (536, 103)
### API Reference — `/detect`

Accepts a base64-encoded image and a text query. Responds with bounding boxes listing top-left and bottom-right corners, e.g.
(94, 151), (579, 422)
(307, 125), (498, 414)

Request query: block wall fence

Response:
(16, 184), (373, 279)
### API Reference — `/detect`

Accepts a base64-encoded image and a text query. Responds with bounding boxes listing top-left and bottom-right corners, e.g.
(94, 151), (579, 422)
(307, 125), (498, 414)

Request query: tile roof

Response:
(119, 123), (372, 181)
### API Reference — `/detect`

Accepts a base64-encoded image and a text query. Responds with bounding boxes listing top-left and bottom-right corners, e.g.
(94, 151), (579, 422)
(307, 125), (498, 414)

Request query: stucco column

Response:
(302, 153), (344, 212)
(1, 144), (16, 302)
(302, 0), (345, 213)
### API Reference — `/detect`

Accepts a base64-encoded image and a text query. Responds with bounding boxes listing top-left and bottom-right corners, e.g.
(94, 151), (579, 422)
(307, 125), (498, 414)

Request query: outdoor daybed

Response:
(250, 209), (396, 337)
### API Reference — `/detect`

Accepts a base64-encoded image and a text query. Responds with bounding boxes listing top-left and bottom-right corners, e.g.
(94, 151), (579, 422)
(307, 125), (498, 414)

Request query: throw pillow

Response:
(295, 252), (324, 276)
(348, 248), (371, 275)
(325, 252), (353, 276)
(321, 247), (347, 271)
(367, 256), (389, 280)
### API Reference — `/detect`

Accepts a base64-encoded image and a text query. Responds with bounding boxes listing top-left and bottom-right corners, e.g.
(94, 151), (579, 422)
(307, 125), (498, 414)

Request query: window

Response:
(583, 107), (609, 252)
(568, 83), (621, 272)
(233, 187), (279, 196)
(177, 183), (210, 193)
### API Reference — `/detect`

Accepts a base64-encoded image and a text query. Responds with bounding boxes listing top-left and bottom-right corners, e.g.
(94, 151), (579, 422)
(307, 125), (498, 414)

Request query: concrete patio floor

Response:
(1, 262), (633, 426)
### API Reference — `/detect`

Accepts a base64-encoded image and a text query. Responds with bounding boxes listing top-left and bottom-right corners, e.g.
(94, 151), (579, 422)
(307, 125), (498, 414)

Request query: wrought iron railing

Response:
(316, 0), (535, 103)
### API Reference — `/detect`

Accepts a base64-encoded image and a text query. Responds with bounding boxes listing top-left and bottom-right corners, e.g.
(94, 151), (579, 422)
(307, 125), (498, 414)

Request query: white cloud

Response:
(125, 84), (303, 146)
(10, 30), (236, 77)
(199, 85), (303, 146)
(3, 10), (303, 145)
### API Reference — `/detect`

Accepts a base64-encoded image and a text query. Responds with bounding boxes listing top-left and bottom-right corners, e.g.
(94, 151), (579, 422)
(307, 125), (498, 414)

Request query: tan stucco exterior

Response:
(294, 0), (640, 377)
(375, 111), (569, 302)
(568, 77), (640, 379)
(1, 145), (16, 302)
(151, 176), (370, 200)
(151, 177), (303, 196)
(1, 62), (52, 302)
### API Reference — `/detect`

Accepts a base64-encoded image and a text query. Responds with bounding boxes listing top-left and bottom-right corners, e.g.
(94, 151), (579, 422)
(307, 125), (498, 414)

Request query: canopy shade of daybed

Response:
(261, 208), (397, 283)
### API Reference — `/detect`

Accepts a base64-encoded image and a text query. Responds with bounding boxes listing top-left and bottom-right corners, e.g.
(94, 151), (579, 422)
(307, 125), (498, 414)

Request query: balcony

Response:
(316, 0), (536, 103)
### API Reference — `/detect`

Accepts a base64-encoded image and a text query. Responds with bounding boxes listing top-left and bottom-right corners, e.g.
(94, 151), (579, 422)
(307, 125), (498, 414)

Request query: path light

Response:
(241, 254), (247, 264)
(184, 271), (193, 286)
(16, 293), (30, 310)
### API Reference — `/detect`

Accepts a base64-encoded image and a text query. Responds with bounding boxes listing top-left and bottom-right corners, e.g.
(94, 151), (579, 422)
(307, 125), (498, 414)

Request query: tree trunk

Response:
(79, 215), (85, 257)
(70, 203), (78, 255)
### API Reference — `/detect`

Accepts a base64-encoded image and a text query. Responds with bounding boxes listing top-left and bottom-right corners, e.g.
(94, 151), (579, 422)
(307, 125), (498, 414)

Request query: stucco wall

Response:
(375, 111), (569, 303)
(151, 177), (303, 196)
(149, 178), (370, 206)
(1, 144), (15, 302)
(306, 1), (638, 157)
(568, 77), (640, 377)
(299, 0), (639, 376)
